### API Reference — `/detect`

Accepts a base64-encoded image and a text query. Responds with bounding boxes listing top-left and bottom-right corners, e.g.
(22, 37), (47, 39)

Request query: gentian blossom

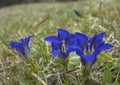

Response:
(9, 36), (33, 58)
(70, 32), (113, 66)
(44, 28), (75, 59)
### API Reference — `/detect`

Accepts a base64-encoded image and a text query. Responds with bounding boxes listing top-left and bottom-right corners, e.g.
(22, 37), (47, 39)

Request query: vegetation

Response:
(0, 0), (77, 7)
(0, 0), (120, 84)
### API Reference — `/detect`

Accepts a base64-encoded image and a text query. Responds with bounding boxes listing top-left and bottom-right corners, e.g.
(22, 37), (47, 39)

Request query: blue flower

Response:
(44, 28), (75, 59)
(70, 32), (113, 66)
(9, 36), (33, 58)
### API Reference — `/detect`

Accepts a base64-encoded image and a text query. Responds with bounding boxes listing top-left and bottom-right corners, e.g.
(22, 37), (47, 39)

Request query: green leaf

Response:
(102, 68), (112, 85)
(97, 54), (103, 64)
(111, 60), (120, 70)
(99, 52), (114, 60)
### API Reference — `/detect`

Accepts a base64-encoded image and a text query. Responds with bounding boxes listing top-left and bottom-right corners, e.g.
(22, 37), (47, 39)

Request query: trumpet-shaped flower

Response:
(70, 32), (113, 66)
(44, 28), (75, 59)
(9, 36), (33, 58)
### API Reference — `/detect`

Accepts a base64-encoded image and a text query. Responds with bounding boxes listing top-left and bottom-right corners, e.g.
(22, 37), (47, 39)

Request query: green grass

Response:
(0, 0), (120, 85)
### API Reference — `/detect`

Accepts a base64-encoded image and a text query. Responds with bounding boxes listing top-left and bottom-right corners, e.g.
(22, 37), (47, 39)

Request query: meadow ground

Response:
(0, 0), (120, 85)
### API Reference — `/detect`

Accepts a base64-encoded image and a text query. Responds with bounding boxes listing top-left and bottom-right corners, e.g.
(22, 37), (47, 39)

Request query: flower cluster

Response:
(44, 28), (113, 66)
(9, 28), (113, 67)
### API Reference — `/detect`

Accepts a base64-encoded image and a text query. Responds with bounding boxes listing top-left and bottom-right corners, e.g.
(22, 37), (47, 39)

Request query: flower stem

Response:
(82, 66), (91, 85)
(57, 58), (69, 70)
(61, 58), (69, 70)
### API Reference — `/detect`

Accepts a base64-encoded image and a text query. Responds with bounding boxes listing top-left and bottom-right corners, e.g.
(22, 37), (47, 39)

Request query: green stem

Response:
(58, 58), (69, 70)
(82, 66), (91, 85)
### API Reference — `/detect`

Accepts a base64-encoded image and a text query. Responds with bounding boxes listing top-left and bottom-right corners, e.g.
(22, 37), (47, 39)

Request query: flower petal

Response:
(67, 45), (77, 53)
(52, 49), (60, 56)
(89, 33), (97, 43)
(69, 33), (75, 38)
(57, 28), (69, 40)
(9, 41), (19, 48)
(24, 35), (33, 44)
(90, 32), (106, 51)
(68, 38), (83, 55)
(97, 43), (113, 53)
(16, 42), (26, 56)
(75, 32), (88, 41)
(89, 34), (97, 52)
(82, 55), (93, 62)
(44, 36), (60, 43)
(80, 53), (97, 66)
(51, 42), (62, 50)
(96, 32), (106, 42)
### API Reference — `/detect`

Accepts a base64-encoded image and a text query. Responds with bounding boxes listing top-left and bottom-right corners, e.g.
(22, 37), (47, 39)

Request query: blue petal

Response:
(75, 32), (88, 41)
(89, 34), (97, 43)
(80, 53), (97, 66)
(67, 45), (77, 53)
(70, 35), (86, 56)
(94, 32), (106, 48)
(24, 35), (33, 45)
(9, 41), (19, 48)
(76, 47), (83, 57)
(96, 32), (106, 43)
(95, 41), (104, 50)
(69, 44), (80, 50)
(67, 33), (75, 42)
(68, 38), (83, 54)
(97, 43), (113, 54)
(57, 28), (69, 40)
(91, 52), (98, 65)
(90, 32), (106, 51)
(16, 42), (26, 56)
(73, 36), (83, 48)
(9, 41), (27, 57)
(44, 36), (61, 44)
(82, 55), (93, 62)
(69, 33), (75, 38)
(51, 43), (62, 50)
(97, 32), (106, 37)
(89, 34), (97, 51)
(52, 49), (60, 56)
(69, 38), (77, 46)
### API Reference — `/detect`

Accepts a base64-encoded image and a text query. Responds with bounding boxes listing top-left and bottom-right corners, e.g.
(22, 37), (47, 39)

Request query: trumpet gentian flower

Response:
(9, 36), (33, 58)
(44, 28), (75, 59)
(71, 32), (113, 66)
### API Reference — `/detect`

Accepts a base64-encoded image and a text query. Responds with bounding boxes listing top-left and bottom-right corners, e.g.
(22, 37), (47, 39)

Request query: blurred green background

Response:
(0, 0), (78, 7)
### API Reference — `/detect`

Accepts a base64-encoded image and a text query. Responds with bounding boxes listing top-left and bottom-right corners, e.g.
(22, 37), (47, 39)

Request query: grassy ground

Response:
(0, 0), (120, 85)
